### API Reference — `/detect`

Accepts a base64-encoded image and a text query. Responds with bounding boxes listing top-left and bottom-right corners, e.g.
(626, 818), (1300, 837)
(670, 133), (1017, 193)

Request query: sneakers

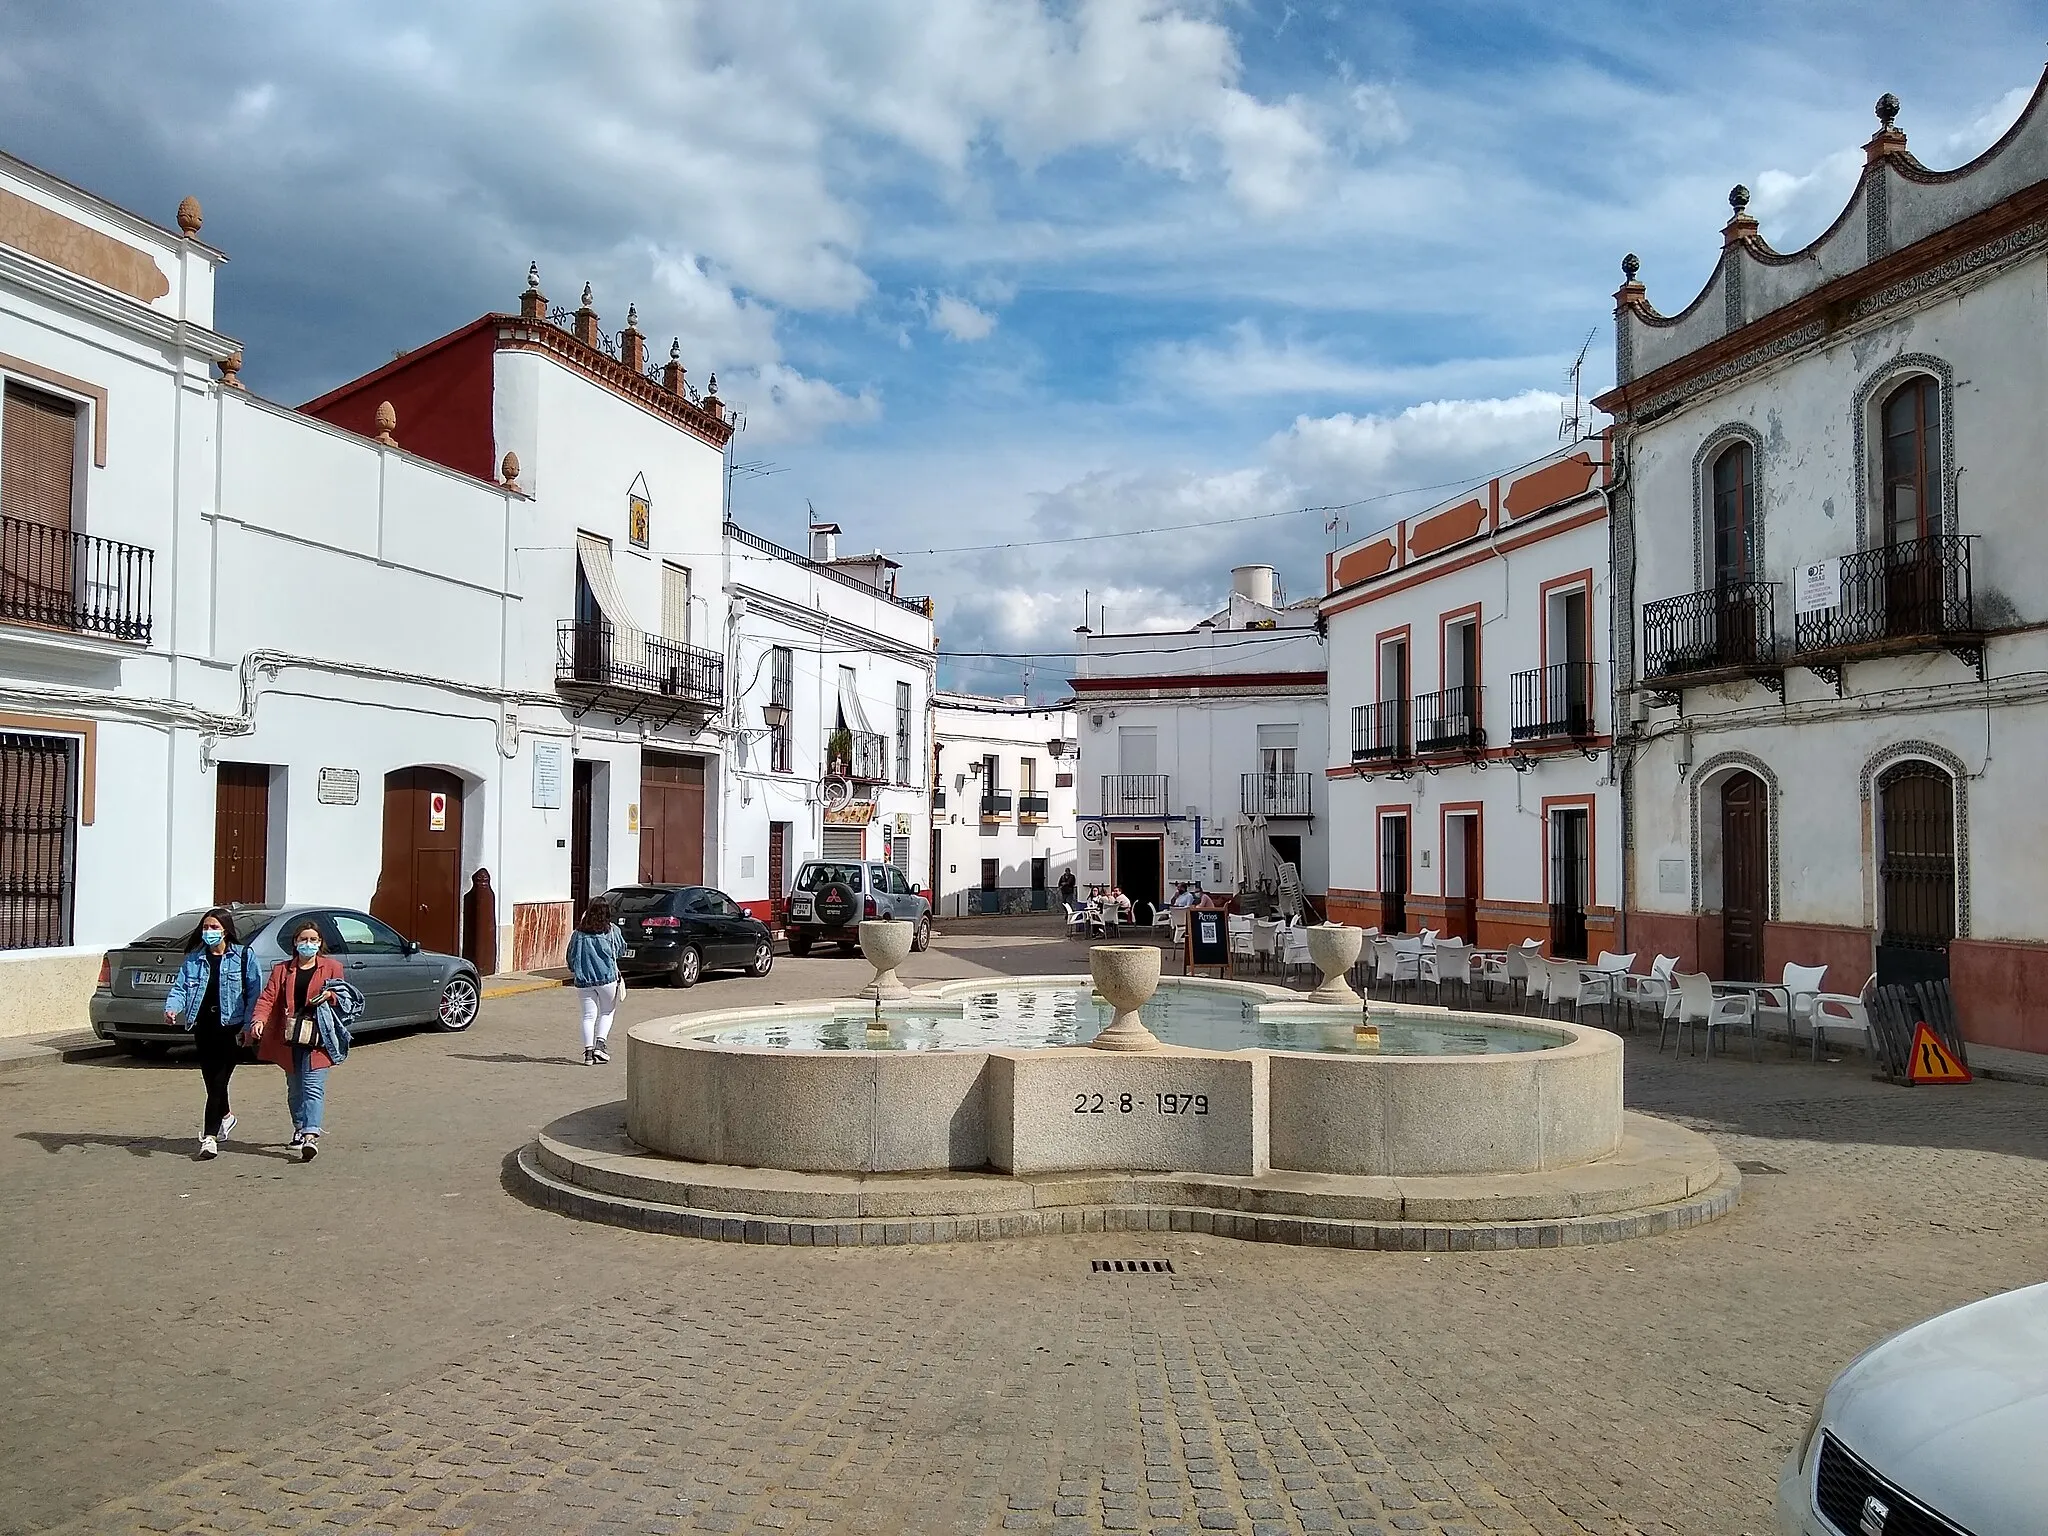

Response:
(301, 1135), (320, 1164)
(288, 1130), (306, 1149)
(198, 1135), (219, 1160)
(592, 1039), (612, 1065)
(217, 1112), (237, 1142)
(583, 1047), (597, 1066)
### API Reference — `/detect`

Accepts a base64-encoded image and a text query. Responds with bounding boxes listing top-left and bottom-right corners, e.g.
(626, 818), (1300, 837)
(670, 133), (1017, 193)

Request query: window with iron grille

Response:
(895, 681), (912, 784)
(0, 732), (78, 949)
(770, 645), (792, 772)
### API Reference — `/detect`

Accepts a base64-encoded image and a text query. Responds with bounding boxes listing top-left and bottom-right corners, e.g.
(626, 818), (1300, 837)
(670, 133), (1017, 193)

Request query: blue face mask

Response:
(295, 940), (321, 959)
(201, 927), (225, 948)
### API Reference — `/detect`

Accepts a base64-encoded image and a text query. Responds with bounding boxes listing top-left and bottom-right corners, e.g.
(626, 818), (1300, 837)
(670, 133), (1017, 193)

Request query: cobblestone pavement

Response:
(4, 921), (2045, 1535)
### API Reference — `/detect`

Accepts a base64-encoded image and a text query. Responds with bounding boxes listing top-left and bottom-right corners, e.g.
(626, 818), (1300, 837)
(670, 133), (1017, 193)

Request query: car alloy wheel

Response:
(674, 945), (702, 988)
(911, 916), (931, 952)
(438, 975), (480, 1031)
(748, 939), (773, 977)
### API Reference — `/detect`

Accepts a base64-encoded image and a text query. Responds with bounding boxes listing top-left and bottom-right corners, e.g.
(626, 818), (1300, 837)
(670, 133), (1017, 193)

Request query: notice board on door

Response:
(1186, 908), (1230, 974)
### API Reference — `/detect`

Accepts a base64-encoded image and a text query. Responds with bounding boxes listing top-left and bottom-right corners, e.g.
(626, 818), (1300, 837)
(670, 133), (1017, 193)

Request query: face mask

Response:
(295, 940), (321, 959)
(201, 928), (225, 948)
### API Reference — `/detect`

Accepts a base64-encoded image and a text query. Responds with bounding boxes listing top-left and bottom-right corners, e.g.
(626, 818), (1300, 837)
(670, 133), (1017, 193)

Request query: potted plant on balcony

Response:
(827, 726), (853, 777)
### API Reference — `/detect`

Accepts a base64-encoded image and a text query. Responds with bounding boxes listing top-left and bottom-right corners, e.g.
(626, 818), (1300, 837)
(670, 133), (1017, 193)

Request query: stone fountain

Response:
(1304, 923), (1364, 1007)
(1086, 943), (1162, 1051)
(856, 919), (914, 1000)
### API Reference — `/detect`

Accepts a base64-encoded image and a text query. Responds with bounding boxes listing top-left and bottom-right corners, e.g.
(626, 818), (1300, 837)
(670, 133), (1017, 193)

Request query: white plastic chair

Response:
(1228, 924), (1256, 969)
(1279, 925), (1313, 981)
(1760, 963), (1829, 1053)
(1423, 937), (1475, 1006)
(1253, 920), (1280, 973)
(1376, 937), (1422, 1001)
(1807, 976), (1874, 1062)
(1062, 902), (1089, 938)
(1661, 972), (1757, 1059)
(1168, 909), (1189, 948)
(1497, 939), (1542, 1009)
(1624, 955), (1679, 1030)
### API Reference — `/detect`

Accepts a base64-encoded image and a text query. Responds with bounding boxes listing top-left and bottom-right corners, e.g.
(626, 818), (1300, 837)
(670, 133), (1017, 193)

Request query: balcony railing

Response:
(979, 790), (1013, 820)
(1511, 663), (1597, 741)
(1242, 772), (1312, 817)
(0, 515), (154, 644)
(1793, 535), (1976, 655)
(824, 730), (889, 781)
(1017, 793), (1050, 822)
(556, 620), (722, 704)
(1101, 774), (1170, 817)
(1350, 700), (1410, 763)
(1643, 581), (1779, 679)
(1413, 686), (1485, 755)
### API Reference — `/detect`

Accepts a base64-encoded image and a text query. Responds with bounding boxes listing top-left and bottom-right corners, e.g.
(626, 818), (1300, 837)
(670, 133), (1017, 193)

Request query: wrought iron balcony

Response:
(556, 621), (722, 717)
(979, 790), (1013, 820)
(1642, 581), (1780, 684)
(1793, 535), (1982, 683)
(1413, 686), (1485, 755)
(1242, 772), (1312, 817)
(0, 514), (154, 644)
(1350, 700), (1410, 764)
(1101, 774), (1170, 818)
(1511, 663), (1598, 741)
(824, 730), (889, 781)
(1017, 793), (1051, 822)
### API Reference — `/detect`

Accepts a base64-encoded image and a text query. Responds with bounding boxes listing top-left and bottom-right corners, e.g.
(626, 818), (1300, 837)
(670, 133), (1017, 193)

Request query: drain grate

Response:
(1092, 1259), (1175, 1275)
(1735, 1160), (1787, 1175)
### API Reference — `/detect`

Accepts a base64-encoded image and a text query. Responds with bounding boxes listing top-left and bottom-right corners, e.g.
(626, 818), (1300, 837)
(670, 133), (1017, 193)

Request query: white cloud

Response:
(1141, 321), (1561, 403)
(1267, 391), (1574, 508)
(1747, 148), (1862, 252)
(928, 293), (998, 342)
(732, 364), (882, 444)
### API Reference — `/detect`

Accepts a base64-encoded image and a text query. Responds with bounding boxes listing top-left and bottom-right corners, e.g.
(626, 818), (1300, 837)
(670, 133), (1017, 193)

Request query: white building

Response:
(1321, 441), (1618, 954)
(1597, 76), (2048, 1053)
(930, 691), (1077, 917)
(1070, 565), (1328, 917)
(718, 519), (936, 928)
(0, 151), (931, 1035)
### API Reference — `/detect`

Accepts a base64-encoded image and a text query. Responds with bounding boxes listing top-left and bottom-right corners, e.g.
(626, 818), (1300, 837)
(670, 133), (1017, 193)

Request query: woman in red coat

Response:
(249, 917), (345, 1162)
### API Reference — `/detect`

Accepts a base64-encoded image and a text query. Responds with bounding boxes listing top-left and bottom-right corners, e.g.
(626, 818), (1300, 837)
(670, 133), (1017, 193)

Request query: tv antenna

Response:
(1559, 328), (1596, 441)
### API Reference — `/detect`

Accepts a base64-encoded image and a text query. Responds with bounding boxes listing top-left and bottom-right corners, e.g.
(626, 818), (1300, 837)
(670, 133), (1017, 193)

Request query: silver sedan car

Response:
(1776, 1280), (2048, 1535)
(89, 904), (483, 1051)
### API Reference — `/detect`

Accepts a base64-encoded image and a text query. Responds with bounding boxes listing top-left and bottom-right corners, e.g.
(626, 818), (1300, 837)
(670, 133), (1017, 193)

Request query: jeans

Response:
(578, 980), (622, 1050)
(286, 1047), (327, 1135)
(193, 1021), (240, 1137)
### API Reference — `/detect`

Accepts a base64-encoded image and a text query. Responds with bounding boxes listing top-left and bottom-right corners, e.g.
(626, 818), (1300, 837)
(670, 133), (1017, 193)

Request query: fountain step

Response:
(514, 1103), (1738, 1248)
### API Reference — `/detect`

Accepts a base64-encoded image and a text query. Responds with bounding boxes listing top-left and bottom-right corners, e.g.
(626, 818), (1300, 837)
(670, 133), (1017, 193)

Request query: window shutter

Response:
(3, 385), (78, 531)
(661, 564), (690, 642)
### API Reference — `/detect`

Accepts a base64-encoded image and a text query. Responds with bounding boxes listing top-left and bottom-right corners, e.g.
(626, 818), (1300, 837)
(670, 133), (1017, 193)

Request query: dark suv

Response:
(601, 885), (775, 988)
(784, 860), (931, 956)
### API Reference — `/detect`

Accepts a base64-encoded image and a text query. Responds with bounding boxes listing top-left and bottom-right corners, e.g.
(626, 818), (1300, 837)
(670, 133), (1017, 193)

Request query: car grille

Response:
(1815, 1434), (1972, 1536)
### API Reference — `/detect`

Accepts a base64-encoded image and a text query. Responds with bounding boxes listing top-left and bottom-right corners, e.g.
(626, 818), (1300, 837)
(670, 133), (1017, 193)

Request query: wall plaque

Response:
(531, 741), (565, 809)
(316, 767), (359, 806)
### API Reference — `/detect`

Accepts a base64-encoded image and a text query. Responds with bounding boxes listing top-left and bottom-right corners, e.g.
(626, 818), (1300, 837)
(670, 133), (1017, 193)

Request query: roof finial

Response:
(1866, 93), (1908, 164)
(1876, 92), (1900, 131)
(520, 262), (547, 319)
(500, 450), (521, 488)
(374, 401), (398, 447)
(1722, 183), (1759, 248)
(1728, 183), (1750, 214)
(176, 196), (202, 237)
(1621, 252), (1640, 281)
(525, 261), (541, 295)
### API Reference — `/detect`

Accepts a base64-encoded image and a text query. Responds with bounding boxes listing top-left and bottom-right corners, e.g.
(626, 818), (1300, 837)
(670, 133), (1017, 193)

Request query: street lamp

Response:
(761, 701), (790, 731)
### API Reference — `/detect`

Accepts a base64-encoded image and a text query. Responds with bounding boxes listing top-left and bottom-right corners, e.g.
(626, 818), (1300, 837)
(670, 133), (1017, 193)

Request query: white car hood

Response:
(1824, 1281), (2048, 1532)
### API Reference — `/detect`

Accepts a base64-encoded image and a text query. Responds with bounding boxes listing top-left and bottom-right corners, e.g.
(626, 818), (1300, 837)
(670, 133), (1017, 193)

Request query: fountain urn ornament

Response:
(1305, 923), (1364, 1007)
(857, 920), (914, 1000)
(1088, 944), (1162, 1052)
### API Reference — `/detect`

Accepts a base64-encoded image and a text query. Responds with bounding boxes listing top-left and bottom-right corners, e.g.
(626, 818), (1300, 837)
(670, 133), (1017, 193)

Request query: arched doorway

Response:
(1878, 763), (1955, 986)
(1719, 771), (1768, 980)
(372, 767), (465, 956)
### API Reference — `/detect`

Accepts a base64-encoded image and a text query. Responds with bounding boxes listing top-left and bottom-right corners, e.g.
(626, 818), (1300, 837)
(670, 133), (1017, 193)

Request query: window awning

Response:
(836, 668), (876, 734)
(576, 533), (645, 656)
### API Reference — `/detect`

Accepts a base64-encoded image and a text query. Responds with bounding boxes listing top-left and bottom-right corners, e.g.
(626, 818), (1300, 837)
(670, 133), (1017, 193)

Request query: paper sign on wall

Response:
(316, 767), (359, 806)
(531, 742), (565, 809)
(428, 792), (448, 832)
(626, 803), (640, 833)
(1795, 558), (1841, 614)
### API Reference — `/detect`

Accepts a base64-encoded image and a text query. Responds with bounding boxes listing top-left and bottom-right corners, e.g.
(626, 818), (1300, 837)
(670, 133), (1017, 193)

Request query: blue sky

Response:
(2, 1), (2039, 697)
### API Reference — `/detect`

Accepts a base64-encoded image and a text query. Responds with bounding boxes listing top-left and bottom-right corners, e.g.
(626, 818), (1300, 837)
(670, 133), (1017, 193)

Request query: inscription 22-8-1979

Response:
(1074, 1093), (1208, 1116)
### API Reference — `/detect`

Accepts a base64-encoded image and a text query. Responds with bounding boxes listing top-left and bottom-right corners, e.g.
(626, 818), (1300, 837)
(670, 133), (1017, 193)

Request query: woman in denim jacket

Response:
(161, 906), (260, 1160)
(567, 897), (627, 1065)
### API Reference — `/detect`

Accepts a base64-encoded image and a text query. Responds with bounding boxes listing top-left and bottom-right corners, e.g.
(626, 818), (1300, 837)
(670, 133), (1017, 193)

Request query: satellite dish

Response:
(821, 777), (853, 809)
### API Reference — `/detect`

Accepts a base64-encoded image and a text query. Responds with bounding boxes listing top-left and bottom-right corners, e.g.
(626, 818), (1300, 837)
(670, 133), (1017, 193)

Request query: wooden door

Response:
(570, 760), (595, 919)
(372, 767), (465, 956)
(1447, 816), (1479, 942)
(1379, 816), (1407, 933)
(1719, 772), (1767, 980)
(1547, 809), (1589, 959)
(638, 752), (705, 885)
(1878, 765), (1954, 986)
(212, 763), (269, 906)
(2, 384), (78, 621)
(767, 821), (788, 928)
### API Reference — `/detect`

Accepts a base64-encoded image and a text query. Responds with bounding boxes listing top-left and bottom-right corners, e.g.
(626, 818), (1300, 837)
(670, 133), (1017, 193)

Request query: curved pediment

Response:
(1607, 68), (2048, 392)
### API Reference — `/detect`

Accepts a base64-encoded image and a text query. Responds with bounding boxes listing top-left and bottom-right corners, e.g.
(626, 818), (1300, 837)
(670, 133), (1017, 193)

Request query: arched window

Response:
(1710, 441), (1755, 585)
(1881, 376), (1941, 547)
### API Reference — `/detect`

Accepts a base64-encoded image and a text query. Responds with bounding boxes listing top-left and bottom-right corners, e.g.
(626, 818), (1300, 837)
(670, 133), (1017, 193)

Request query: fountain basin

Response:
(625, 974), (1620, 1178)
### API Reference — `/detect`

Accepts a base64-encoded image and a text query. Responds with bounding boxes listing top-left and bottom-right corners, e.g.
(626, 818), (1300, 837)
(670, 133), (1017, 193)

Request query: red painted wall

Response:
(1950, 939), (2048, 1054)
(1761, 923), (1874, 997)
(300, 321), (499, 482)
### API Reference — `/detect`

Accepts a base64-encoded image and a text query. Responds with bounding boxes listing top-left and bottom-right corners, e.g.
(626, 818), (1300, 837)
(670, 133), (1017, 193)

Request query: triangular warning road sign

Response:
(1906, 1022), (1972, 1085)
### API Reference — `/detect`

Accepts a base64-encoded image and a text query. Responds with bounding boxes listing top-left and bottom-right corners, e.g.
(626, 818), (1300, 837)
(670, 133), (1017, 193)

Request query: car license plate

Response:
(133, 970), (177, 988)
(622, 947), (636, 958)
(791, 899), (813, 916)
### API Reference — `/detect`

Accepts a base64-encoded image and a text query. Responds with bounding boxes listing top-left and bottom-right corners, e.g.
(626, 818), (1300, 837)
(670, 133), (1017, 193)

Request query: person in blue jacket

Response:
(161, 907), (261, 1159)
(567, 897), (626, 1066)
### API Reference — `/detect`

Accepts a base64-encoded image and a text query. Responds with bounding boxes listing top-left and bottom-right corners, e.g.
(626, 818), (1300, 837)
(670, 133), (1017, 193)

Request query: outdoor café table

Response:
(1711, 979), (1778, 1056)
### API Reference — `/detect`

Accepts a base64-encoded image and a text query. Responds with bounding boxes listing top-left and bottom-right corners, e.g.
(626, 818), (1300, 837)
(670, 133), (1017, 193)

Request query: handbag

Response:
(283, 1012), (320, 1048)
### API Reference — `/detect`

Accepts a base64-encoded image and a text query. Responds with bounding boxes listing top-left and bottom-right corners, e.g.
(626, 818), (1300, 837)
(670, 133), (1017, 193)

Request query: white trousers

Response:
(578, 980), (622, 1050)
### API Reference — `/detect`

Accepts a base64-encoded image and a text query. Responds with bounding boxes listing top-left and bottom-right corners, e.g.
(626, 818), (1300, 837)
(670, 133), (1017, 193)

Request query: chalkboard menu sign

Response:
(1186, 909), (1230, 973)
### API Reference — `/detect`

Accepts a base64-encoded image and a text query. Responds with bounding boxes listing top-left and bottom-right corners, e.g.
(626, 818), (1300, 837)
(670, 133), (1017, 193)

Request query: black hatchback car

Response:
(600, 885), (774, 988)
